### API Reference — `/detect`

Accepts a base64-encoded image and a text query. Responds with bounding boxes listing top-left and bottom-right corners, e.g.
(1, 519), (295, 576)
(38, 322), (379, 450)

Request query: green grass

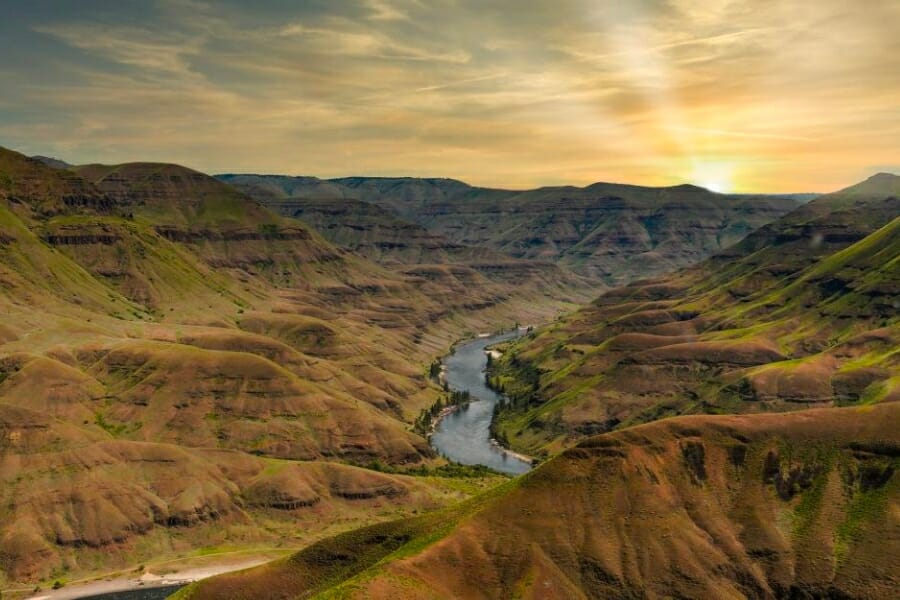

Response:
(94, 412), (142, 437)
(859, 375), (900, 405)
(834, 476), (896, 564)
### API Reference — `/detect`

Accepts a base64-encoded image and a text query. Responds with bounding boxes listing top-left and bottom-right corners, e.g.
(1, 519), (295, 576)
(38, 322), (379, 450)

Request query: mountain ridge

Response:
(220, 173), (806, 285)
(484, 173), (898, 456)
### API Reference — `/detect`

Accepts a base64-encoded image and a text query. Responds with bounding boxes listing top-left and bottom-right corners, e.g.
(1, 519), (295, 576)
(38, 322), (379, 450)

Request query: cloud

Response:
(0, 0), (896, 192)
(364, 0), (412, 22)
(276, 22), (470, 62)
(664, 126), (815, 142)
(34, 23), (200, 76)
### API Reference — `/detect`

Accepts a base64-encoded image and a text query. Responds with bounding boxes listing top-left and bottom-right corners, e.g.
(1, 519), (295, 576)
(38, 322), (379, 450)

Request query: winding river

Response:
(429, 330), (532, 475)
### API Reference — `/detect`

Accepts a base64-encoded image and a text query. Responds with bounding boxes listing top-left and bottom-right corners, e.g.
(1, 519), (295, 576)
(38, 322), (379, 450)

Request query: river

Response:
(74, 586), (183, 600)
(26, 585), (184, 600)
(429, 330), (532, 475)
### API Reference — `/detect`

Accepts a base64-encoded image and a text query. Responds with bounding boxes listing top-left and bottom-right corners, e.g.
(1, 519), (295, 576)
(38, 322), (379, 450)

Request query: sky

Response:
(0, 0), (898, 192)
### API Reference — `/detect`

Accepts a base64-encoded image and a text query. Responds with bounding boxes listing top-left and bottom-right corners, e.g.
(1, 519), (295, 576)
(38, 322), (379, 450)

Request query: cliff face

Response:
(0, 148), (114, 218)
(261, 196), (495, 265)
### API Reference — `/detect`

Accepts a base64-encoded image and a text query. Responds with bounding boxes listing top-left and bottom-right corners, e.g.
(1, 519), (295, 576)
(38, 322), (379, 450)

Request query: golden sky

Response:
(1, 0), (898, 192)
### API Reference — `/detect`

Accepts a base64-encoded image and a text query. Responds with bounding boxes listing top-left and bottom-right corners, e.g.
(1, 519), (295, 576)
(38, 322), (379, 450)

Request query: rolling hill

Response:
(176, 403), (900, 599)
(484, 173), (899, 457)
(2, 147), (889, 594)
(0, 146), (562, 586)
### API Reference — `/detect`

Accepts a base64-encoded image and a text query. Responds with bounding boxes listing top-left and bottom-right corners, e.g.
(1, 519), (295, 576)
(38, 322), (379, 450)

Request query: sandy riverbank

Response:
(14, 553), (282, 600)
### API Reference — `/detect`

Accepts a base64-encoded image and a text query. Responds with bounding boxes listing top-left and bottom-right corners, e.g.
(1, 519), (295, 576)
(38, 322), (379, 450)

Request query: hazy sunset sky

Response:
(1, 0), (898, 192)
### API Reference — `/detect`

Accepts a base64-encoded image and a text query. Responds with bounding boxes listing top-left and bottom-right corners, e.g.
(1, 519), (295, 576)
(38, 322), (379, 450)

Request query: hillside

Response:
(257, 196), (499, 266)
(0, 145), (562, 587)
(176, 403), (900, 599)
(176, 173), (898, 600)
(221, 174), (804, 285)
(485, 174), (899, 456)
(219, 176), (594, 308)
(0, 401), (478, 582)
(2, 150), (889, 592)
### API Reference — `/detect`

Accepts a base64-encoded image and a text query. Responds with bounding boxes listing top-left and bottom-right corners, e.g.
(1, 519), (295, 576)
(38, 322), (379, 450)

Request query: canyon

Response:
(0, 147), (895, 599)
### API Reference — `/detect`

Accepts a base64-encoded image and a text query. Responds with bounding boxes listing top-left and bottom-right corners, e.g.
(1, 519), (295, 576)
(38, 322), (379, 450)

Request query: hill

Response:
(1, 149), (888, 592)
(176, 403), (900, 599)
(484, 173), (899, 456)
(257, 196), (499, 266)
(221, 174), (805, 285)
(30, 155), (73, 170)
(0, 145), (558, 586)
(175, 173), (898, 600)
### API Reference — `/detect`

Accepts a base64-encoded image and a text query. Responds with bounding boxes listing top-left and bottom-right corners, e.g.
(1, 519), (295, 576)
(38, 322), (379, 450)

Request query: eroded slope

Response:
(178, 403), (900, 599)
(488, 174), (899, 456)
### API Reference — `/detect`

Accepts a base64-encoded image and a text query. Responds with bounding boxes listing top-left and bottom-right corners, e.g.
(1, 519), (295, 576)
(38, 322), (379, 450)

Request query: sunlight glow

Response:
(690, 161), (735, 193)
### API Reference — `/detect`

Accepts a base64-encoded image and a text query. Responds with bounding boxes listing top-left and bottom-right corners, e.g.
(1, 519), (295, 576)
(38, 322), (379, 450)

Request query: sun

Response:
(690, 161), (735, 194)
(701, 179), (728, 193)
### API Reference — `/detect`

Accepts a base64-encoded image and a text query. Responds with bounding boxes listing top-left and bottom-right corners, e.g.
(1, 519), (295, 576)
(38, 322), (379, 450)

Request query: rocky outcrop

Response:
(154, 225), (312, 243)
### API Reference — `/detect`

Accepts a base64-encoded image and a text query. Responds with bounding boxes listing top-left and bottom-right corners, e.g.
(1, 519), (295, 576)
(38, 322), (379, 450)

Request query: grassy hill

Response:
(484, 174), (899, 457)
(0, 145), (568, 587)
(176, 403), (900, 599)
(2, 147), (891, 594)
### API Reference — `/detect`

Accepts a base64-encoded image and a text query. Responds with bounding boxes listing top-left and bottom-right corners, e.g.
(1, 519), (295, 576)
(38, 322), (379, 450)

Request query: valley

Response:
(173, 173), (898, 599)
(0, 147), (546, 593)
(0, 146), (895, 599)
(2, 2), (897, 598)
(486, 173), (900, 458)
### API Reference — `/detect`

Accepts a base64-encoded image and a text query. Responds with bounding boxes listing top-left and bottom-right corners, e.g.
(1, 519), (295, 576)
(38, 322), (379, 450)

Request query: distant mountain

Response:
(731, 191), (819, 203)
(253, 195), (515, 265)
(220, 174), (804, 285)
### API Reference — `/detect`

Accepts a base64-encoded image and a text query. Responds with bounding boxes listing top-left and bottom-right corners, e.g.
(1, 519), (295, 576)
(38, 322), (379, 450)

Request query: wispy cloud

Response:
(412, 73), (508, 93)
(276, 22), (469, 62)
(664, 126), (816, 142)
(0, 0), (896, 192)
(364, 0), (412, 22)
(33, 23), (200, 76)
